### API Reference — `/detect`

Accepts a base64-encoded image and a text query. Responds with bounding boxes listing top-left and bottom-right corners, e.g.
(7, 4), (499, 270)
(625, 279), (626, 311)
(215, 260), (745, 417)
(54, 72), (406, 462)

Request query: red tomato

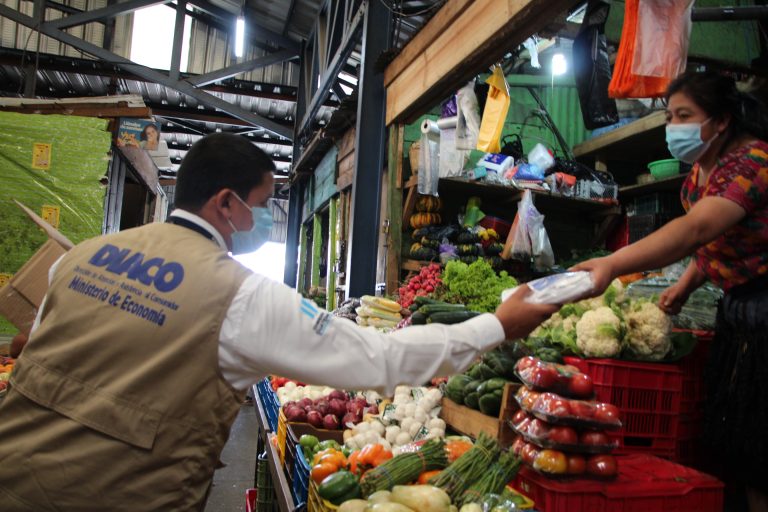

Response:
(528, 418), (550, 438)
(546, 398), (572, 418)
(515, 356), (538, 372)
(568, 373), (594, 398)
(530, 366), (556, 389)
(587, 454), (618, 477)
(521, 443), (540, 465)
(532, 392), (555, 410)
(533, 449), (568, 474)
(566, 454), (586, 475)
(547, 426), (578, 446)
(511, 436), (525, 456)
(594, 403), (621, 424)
(516, 417), (531, 433)
(579, 430), (609, 446)
(521, 391), (541, 410)
(570, 400), (596, 419)
(512, 409), (528, 426)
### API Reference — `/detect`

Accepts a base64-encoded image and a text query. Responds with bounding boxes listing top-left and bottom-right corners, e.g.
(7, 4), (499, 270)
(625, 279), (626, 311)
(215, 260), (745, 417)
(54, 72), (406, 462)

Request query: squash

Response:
(457, 244), (479, 256)
(409, 212), (442, 229)
(420, 237), (439, 250)
(415, 195), (443, 213)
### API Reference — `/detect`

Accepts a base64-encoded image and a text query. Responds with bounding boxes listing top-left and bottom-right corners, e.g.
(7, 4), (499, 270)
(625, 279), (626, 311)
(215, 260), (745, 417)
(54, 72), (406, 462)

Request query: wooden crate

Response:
(440, 382), (518, 445)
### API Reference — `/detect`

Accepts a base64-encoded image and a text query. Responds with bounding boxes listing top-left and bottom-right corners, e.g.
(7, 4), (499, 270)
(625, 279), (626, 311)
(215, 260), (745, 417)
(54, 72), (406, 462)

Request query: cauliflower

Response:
(576, 306), (623, 358)
(624, 300), (672, 360)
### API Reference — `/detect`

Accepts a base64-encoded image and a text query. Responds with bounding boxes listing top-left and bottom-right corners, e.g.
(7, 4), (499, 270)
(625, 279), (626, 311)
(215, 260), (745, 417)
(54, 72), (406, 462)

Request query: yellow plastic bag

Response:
(476, 65), (510, 153)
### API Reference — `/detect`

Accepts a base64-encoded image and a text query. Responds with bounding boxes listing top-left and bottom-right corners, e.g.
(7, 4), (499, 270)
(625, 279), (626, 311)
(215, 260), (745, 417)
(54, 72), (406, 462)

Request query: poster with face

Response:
(116, 119), (161, 151)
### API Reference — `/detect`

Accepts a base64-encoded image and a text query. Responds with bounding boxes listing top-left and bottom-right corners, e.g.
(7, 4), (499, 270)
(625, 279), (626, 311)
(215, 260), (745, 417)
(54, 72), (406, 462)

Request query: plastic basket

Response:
(648, 159), (681, 179)
(515, 454), (723, 512)
(626, 192), (681, 217)
(290, 445), (311, 508)
(277, 410), (288, 466)
(627, 213), (677, 243)
(308, 481), (338, 512)
(563, 357), (683, 456)
(258, 378), (280, 432)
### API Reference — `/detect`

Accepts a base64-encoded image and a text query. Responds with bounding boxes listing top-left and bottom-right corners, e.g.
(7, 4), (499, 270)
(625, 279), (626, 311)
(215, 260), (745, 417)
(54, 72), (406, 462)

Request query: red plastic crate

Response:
(514, 454), (723, 512)
(246, 489), (258, 512)
(478, 215), (512, 238)
(677, 330), (714, 414)
(564, 356), (683, 452)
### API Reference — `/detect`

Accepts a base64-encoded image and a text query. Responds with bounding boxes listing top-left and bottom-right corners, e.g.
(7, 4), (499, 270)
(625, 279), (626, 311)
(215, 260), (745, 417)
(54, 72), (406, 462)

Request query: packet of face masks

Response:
(501, 271), (594, 304)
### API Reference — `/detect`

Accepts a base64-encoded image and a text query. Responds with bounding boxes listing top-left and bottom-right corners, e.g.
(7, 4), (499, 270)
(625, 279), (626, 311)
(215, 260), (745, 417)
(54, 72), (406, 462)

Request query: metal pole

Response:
(283, 180), (303, 287)
(345, 0), (391, 298)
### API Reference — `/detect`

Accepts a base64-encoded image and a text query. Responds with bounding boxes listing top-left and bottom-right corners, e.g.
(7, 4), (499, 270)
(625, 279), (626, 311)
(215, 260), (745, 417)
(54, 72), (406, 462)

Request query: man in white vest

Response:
(0, 133), (558, 511)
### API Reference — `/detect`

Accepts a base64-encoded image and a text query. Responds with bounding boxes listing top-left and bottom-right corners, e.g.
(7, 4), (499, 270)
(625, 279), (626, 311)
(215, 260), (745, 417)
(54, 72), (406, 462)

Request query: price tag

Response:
(381, 403), (399, 425)
(32, 143), (52, 170)
(412, 426), (430, 442)
(41, 205), (61, 229)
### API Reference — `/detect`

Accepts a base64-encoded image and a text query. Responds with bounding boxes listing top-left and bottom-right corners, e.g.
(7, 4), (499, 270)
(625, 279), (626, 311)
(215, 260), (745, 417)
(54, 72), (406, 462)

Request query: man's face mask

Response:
(665, 118), (718, 164)
(227, 193), (273, 255)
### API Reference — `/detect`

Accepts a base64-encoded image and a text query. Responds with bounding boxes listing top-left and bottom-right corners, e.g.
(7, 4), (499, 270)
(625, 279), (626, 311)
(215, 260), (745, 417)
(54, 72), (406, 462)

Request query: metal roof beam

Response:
(0, 4), (293, 139)
(186, 49), (297, 87)
(45, 0), (171, 29)
(298, 3), (364, 139)
(185, 0), (299, 53)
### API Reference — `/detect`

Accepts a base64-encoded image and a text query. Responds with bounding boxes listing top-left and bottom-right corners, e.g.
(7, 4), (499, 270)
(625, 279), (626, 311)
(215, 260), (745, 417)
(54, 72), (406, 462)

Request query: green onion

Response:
(458, 450), (522, 507)
(429, 431), (500, 502)
(360, 438), (448, 497)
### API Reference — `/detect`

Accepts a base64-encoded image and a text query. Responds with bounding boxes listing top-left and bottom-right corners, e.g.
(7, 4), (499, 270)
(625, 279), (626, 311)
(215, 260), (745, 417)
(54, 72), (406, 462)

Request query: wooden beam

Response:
(385, 0), (576, 125)
(383, 0), (474, 87)
(0, 105), (152, 118)
(386, 125), (404, 295)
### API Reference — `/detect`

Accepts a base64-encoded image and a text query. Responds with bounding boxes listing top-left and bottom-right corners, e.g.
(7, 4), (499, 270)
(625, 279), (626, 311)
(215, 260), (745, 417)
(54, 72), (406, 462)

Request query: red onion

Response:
(306, 410), (324, 428)
(314, 399), (330, 416)
(284, 405), (307, 423)
(328, 390), (347, 401)
(341, 412), (359, 428)
(322, 414), (340, 430)
(328, 398), (347, 418)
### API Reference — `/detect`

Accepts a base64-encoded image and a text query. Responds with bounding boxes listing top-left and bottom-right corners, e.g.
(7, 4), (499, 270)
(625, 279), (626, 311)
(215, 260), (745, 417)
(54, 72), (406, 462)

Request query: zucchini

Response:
(410, 311), (427, 325)
(414, 296), (446, 306)
(426, 310), (481, 325)
(418, 304), (468, 315)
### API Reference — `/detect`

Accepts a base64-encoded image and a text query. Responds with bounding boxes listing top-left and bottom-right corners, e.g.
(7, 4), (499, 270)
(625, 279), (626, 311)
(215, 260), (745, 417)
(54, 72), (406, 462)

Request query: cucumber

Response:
(418, 304), (468, 315)
(410, 311), (427, 325)
(426, 310), (481, 324)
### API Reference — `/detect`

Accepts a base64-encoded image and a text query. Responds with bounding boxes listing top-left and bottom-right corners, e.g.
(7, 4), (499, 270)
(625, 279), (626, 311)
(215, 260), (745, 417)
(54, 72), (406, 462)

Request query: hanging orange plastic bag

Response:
(476, 65), (510, 153)
(608, 0), (693, 98)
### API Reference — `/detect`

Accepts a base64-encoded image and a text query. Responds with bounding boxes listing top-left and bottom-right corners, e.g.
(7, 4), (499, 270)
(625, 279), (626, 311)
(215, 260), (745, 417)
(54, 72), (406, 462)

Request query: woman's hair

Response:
(666, 71), (768, 153)
(174, 133), (276, 211)
(140, 123), (158, 141)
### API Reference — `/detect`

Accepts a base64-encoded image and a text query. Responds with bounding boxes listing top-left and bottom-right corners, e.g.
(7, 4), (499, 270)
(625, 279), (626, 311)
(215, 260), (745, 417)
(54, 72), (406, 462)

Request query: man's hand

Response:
(495, 285), (560, 340)
(10, 332), (28, 358)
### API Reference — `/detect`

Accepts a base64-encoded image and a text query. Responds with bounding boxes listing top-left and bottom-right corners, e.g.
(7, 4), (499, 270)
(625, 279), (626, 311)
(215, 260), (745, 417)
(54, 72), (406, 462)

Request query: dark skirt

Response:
(703, 276), (768, 492)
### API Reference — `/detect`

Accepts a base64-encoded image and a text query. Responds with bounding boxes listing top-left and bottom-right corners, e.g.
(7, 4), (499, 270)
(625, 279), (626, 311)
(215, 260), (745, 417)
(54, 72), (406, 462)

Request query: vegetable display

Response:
(360, 438), (448, 496)
(397, 264), (443, 309)
(514, 356), (595, 400)
(457, 451), (522, 507)
(282, 389), (378, 430)
(429, 432), (500, 502)
(441, 260), (517, 313)
(510, 410), (618, 453)
(513, 387), (622, 431)
(512, 439), (618, 478)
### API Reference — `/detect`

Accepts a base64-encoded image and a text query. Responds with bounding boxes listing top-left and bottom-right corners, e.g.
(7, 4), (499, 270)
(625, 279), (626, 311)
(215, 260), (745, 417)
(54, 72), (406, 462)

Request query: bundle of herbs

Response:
(429, 431), (500, 502)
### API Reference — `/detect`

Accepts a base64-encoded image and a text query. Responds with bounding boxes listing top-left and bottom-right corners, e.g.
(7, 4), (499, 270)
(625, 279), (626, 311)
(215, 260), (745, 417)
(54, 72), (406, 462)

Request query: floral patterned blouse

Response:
(680, 140), (768, 291)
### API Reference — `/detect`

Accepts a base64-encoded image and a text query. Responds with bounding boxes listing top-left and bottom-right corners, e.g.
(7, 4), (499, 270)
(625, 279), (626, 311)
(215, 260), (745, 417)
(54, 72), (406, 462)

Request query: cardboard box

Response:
(0, 200), (73, 333)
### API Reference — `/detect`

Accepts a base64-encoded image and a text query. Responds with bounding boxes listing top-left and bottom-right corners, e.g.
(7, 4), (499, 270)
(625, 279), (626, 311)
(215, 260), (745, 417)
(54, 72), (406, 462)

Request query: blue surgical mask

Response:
(665, 118), (718, 164)
(227, 194), (273, 255)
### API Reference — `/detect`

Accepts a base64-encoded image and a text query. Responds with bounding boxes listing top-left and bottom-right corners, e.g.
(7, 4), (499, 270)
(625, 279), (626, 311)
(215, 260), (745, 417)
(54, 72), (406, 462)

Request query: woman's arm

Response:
(658, 260), (707, 314)
(575, 195), (745, 294)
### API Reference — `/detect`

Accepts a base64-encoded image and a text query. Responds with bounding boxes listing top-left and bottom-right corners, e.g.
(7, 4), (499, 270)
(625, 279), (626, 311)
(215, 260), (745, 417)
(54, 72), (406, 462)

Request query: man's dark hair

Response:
(666, 71), (768, 155)
(175, 133), (276, 211)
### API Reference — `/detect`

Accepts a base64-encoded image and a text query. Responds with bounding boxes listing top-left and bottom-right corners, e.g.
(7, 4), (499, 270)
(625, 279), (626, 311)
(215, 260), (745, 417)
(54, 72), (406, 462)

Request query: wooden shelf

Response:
(619, 174), (686, 197)
(573, 111), (667, 161)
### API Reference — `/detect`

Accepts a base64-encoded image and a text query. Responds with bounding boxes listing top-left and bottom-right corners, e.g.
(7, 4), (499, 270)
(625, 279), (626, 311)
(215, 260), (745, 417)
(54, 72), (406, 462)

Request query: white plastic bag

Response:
(632, 0), (693, 78)
(456, 82), (481, 150)
(502, 271), (594, 305)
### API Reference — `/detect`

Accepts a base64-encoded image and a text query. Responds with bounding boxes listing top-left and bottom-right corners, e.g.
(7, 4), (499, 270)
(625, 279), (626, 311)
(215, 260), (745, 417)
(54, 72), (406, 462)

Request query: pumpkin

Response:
(409, 212), (441, 229)
(415, 195), (443, 213)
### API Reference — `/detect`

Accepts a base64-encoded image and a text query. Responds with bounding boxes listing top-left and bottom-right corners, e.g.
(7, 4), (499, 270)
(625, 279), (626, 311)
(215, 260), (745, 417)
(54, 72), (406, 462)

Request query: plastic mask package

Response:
(501, 271), (594, 304)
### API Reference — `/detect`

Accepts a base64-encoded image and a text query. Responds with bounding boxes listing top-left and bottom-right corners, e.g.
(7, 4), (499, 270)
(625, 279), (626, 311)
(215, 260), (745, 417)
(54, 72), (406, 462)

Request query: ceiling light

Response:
(552, 53), (567, 76)
(235, 16), (245, 58)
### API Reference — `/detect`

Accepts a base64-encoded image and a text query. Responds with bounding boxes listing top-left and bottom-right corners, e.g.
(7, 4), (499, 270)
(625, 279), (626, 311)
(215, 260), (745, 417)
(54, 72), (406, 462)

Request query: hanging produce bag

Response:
(476, 65), (510, 153)
(572, 0), (618, 129)
(456, 81), (481, 150)
(608, 0), (693, 99)
(501, 191), (554, 270)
